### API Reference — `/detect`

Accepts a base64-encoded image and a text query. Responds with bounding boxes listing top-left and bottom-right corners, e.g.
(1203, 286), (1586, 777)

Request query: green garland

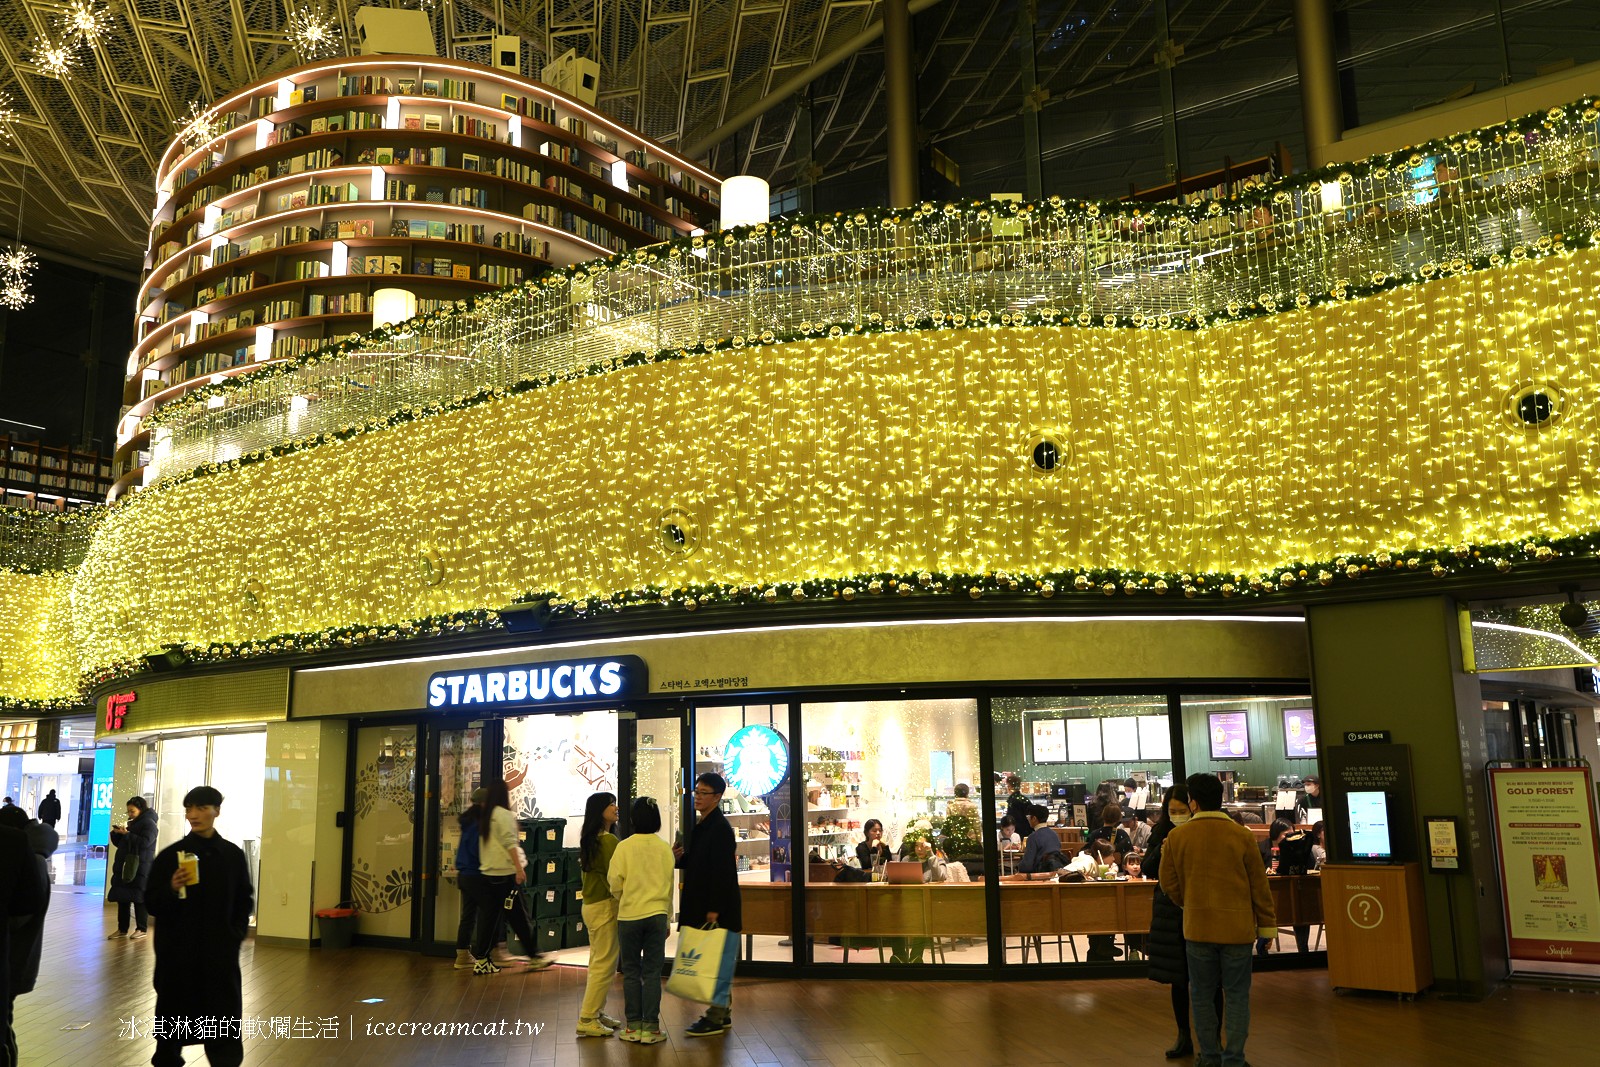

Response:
(55, 529), (1599, 693)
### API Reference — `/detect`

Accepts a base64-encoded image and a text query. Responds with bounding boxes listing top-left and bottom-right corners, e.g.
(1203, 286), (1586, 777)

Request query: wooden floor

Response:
(14, 886), (1596, 1067)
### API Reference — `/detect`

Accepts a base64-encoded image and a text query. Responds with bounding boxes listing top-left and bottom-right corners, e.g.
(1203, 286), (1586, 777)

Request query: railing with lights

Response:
(146, 100), (1600, 483)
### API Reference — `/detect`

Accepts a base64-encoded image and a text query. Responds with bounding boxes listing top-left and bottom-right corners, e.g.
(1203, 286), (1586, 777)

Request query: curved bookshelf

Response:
(118, 54), (721, 497)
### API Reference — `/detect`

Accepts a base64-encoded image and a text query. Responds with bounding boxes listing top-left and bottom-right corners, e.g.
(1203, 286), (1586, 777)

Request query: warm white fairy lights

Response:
(63, 0), (112, 43)
(175, 100), (224, 153)
(0, 91), (17, 148)
(287, 5), (343, 61)
(32, 35), (78, 79)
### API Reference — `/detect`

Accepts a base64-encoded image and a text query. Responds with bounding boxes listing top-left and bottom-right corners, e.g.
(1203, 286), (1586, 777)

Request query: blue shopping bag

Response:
(664, 923), (738, 1007)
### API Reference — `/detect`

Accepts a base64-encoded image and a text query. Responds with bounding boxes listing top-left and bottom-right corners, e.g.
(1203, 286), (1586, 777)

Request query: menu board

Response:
(1283, 707), (1317, 759)
(1138, 715), (1171, 760)
(1066, 718), (1103, 762)
(1489, 766), (1600, 972)
(1031, 719), (1066, 763)
(1208, 711), (1251, 760)
(1101, 717), (1140, 761)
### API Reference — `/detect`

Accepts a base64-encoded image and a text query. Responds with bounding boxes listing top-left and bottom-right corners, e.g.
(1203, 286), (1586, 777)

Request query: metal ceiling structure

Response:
(1, 1), (1598, 275)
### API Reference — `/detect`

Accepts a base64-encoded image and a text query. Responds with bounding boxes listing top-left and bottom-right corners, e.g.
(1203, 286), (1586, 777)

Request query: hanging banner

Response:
(1488, 766), (1600, 974)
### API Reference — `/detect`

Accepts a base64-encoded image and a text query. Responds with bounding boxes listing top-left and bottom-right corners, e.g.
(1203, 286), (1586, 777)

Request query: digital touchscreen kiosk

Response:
(1347, 790), (1394, 860)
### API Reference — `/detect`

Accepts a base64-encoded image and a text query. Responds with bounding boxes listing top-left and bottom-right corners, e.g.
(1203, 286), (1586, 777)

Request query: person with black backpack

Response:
(1274, 827), (1316, 952)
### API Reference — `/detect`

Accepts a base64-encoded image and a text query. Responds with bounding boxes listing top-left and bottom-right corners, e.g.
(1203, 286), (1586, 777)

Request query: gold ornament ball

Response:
(1102, 582), (1116, 596)
(1074, 574), (1091, 591)
(868, 581), (883, 595)
(897, 582), (913, 596)
(1154, 580), (1168, 594)
(968, 586), (984, 600)
(791, 588), (806, 602)
(842, 587), (856, 601)
(1495, 559), (1512, 573)
(1183, 585), (1197, 598)
(763, 588), (778, 603)
(1432, 563), (1448, 577)
(1345, 565), (1361, 579)
(1040, 582), (1055, 598)
(1406, 557), (1421, 570)
(1536, 546), (1556, 562)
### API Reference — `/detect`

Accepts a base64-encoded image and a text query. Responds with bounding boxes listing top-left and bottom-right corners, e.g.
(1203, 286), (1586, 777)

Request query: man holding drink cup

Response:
(145, 786), (254, 1067)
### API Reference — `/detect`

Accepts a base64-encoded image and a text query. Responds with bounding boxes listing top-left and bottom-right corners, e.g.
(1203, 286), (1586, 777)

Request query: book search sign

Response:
(426, 655), (647, 711)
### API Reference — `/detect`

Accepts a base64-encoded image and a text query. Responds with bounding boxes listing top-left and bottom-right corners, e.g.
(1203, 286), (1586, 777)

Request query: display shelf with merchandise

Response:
(116, 54), (720, 500)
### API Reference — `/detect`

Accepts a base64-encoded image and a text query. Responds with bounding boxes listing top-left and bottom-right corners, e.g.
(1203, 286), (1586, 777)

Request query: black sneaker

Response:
(684, 1017), (728, 1037)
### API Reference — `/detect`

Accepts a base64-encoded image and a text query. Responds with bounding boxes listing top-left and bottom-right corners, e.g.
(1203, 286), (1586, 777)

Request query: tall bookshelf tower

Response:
(114, 55), (720, 500)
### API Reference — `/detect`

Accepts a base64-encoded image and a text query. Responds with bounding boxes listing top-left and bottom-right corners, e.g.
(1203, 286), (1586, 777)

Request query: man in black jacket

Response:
(1, 823), (44, 1067)
(145, 786), (254, 1067)
(36, 791), (60, 829)
(673, 772), (739, 1038)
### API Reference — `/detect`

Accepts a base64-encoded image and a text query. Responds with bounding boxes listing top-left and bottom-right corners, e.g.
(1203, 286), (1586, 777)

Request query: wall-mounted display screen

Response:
(1283, 707), (1317, 759)
(1031, 719), (1066, 763)
(1101, 717), (1140, 761)
(1137, 715), (1171, 760)
(1208, 712), (1251, 760)
(1066, 717), (1103, 762)
(1348, 790), (1393, 859)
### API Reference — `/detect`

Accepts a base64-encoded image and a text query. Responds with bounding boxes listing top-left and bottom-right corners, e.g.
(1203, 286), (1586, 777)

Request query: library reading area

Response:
(4, 14), (1600, 1067)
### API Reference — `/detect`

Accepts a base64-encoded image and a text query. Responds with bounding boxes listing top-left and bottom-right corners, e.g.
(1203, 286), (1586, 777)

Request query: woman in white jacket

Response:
(607, 797), (676, 1044)
(470, 780), (553, 975)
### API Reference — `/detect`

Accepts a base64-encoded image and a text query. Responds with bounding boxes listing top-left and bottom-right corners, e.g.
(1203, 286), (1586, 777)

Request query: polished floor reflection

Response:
(13, 886), (1586, 1066)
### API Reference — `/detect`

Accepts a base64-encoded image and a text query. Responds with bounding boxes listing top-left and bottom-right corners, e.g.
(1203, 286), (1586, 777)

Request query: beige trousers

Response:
(580, 897), (620, 1020)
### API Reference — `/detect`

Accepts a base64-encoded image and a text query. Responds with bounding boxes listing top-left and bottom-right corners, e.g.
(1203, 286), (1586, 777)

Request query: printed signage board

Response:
(1488, 766), (1600, 974)
(1208, 711), (1251, 760)
(426, 655), (647, 710)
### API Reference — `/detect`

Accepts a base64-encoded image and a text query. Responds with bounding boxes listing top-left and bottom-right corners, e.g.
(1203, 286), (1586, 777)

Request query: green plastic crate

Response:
(535, 919), (562, 954)
(519, 818), (566, 854)
(564, 914), (589, 948)
(506, 927), (536, 956)
(532, 885), (565, 919)
(561, 846), (583, 883)
(563, 882), (583, 916)
(530, 853), (564, 885)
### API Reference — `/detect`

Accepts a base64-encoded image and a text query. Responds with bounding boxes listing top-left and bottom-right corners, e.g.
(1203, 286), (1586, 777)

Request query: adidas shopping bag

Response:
(665, 923), (738, 1007)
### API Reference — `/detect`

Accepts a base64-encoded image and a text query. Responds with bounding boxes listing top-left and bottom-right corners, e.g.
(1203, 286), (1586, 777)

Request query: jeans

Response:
(471, 875), (535, 959)
(617, 913), (669, 1029)
(119, 899), (149, 933)
(580, 898), (619, 1020)
(1186, 941), (1254, 1067)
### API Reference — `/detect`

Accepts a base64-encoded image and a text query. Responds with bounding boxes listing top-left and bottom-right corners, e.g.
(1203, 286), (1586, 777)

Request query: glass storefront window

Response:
(433, 726), (483, 945)
(694, 705), (792, 963)
(155, 735), (208, 853)
(800, 698), (981, 967)
(992, 694), (1174, 967)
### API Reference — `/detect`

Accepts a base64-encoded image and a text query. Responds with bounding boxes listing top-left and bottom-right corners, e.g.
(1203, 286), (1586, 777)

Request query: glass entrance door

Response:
(427, 724), (485, 951)
(348, 724), (420, 940)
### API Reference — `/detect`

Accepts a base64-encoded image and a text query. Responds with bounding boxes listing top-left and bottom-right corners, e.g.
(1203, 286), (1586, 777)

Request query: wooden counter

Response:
(737, 874), (1323, 938)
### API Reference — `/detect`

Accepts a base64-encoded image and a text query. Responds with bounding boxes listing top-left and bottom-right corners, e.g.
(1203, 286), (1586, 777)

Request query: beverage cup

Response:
(179, 851), (199, 898)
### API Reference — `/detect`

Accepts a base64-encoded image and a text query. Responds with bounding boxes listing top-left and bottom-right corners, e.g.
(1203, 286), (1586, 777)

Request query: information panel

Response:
(1208, 712), (1250, 760)
(1031, 719), (1066, 764)
(1065, 718), (1102, 762)
(1488, 766), (1600, 973)
(1138, 715), (1171, 760)
(1283, 707), (1317, 759)
(1101, 717), (1140, 761)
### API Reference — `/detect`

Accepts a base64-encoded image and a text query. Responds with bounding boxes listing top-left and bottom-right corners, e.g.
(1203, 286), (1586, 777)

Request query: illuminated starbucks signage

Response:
(724, 724), (790, 798)
(426, 655), (647, 710)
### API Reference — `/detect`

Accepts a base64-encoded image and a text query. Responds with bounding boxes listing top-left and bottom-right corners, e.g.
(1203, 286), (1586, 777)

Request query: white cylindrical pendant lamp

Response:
(720, 175), (770, 230)
(372, 287), (418, 329)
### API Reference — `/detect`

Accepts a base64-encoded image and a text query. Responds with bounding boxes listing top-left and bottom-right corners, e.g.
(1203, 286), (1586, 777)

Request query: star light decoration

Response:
(0, 91), (17, 148)
(0, 244), (35, 310)
(175, 100), (224, 153)
(287, 4), (344, 61)
(63, 0), (112, 43)
(32, 35), (78, 79)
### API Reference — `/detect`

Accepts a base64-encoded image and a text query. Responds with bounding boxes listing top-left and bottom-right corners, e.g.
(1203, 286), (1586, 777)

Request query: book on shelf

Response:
(426, 220), (447, 239)
(375, 148), (394, 165)
(336, 220), (356, 239)
(431, 257), (451, 275)
(362, 254), (384, 275)
(425, 186), (445, 203)
(390, 219), (411, 237)
(340, 74), (395, 97)
(461, 153), (483, 172)
(408, 219), (429, 238)
(423, 114), (443, 132)
(348, 255), (365, 275)
(397, 78), (416, 95)
(403, 114), (422, 131)
(383, 255), (403, 274)
(500, 93), (519, 112)
(451, 263), (471, 279)
(356, 148), (376, 164)
(310, 117), (328, 134)
(354, 219), (374, 237)
(412, 259), (433, 275)
(326, 113), (345, 133)
(421, 79), (439, 97)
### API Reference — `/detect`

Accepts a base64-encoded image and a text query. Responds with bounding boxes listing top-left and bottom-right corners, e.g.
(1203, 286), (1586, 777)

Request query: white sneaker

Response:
(597, 1012), (622, 1030)
(575, 1019), (614, 1038)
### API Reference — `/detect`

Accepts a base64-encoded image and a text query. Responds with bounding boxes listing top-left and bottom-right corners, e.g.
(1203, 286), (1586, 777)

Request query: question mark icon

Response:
(1348, 892), (1383, 929)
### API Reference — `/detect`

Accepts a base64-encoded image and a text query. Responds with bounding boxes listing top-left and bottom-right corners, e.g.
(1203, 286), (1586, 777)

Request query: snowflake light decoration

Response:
(175, 101), (224, 153)
(0, 91), (17, 148)
(287, 5), (343, 60)
(33, 35), (78, 78)
(0, 276), (30, 311)
(0, 245), (36, 280)
(63, 0), (112, 43)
